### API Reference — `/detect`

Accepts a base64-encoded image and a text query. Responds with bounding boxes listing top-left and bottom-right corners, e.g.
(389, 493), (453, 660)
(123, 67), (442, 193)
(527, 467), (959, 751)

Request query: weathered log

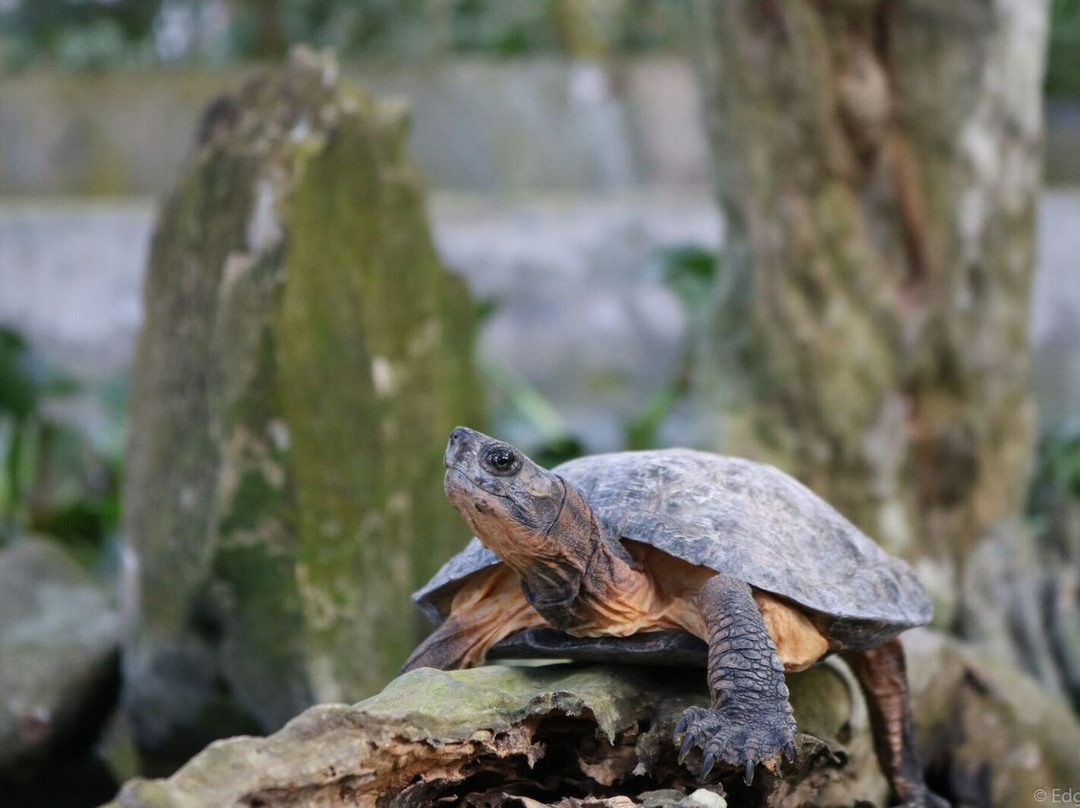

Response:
(107, 662), (879, 808)
(106, 631), (1080, 807)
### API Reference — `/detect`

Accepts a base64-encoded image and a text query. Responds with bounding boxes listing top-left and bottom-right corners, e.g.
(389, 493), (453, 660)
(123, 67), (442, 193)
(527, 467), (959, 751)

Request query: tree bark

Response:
(121, 48), (482, 772)
(693, 0), (1049, 623)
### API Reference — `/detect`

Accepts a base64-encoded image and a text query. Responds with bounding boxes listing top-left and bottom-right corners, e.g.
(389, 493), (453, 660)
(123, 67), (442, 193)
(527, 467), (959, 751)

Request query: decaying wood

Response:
(107, 663), (878, 808)
(107, 634), (1080, 807)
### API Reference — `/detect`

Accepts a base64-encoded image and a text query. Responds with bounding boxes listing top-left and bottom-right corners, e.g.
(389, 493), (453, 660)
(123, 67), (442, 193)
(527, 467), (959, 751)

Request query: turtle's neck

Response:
(514, 480), (651, 630)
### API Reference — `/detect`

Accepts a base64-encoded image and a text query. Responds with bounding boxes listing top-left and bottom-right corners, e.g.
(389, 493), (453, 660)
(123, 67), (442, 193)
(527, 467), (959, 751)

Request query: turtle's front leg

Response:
(675, 573), (796, 782)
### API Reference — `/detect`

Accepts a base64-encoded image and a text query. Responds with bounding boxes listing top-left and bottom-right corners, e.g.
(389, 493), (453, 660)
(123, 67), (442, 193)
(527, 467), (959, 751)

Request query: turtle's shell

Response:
(415, 449), (932, 649)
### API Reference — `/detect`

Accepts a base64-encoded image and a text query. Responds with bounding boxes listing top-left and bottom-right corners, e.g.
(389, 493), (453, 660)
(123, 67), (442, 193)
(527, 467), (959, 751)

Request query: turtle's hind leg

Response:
(842, 640), (948, 807)
(401, 566), (546, 672)
(675, 573), (796, 782)
(401, 613), (485, 672)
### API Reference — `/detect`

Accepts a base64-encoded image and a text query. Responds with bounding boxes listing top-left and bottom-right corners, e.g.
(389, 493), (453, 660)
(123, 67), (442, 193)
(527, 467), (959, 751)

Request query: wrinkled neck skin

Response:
(507, 481), (648, 631)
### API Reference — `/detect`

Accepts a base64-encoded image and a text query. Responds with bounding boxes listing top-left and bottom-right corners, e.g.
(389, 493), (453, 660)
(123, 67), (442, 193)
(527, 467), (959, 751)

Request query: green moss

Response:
(207, 544), (311, 728)
(278, 90), (482, 697)
(364, 664), (706, 744)
(218, 469), (279, 535)
(786, 664), (851, 745)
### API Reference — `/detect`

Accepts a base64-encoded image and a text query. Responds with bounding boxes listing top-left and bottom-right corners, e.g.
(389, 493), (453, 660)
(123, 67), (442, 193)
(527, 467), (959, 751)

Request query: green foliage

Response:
(226, 0), (692, 60)
(0, 0), (692, 69)
(0, 325), (120, 565)
(654, 245), (719, 324)
(0, 327), (38, 418)
(1029, 419), (1080, 516)
(622, 244), (718, 451)
(0, 0), (160, 69)
(0, 0), (1070, 81)
(450, 0), (554, 57)
(1049, 0), (1080, 98)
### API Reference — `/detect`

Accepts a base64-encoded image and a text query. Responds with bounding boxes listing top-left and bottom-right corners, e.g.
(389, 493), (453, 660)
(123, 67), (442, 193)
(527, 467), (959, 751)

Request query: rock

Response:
(906, 629), (1080, 806)
(107, 661), (887, 807)
(961, 498), (1080, 715)
(120, 46), (483, 773)
(0, 537), (120, 777)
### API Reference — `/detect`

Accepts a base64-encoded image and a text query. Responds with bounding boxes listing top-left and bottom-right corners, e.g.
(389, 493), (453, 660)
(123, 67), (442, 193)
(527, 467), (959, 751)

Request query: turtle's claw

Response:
(675, 714), (689, 736)
(701, 752), (717, 779)
(673, 704), (795, 783)
(678, 731), (695, 763)
(783, 740), (796, 761)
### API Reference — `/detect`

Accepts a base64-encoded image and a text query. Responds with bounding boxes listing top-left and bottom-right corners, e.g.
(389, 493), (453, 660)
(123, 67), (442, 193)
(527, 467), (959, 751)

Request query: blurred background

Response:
(1, 1), (1079, 806)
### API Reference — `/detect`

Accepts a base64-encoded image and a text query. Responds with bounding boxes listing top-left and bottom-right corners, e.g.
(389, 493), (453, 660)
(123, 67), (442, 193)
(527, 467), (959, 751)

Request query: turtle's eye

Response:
(483, 446), (520, 476)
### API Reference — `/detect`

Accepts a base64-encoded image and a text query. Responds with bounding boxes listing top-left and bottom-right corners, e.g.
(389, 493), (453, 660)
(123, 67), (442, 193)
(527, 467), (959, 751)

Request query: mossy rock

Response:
(0, 537), (120, 778)
(121, 47), (482, 772)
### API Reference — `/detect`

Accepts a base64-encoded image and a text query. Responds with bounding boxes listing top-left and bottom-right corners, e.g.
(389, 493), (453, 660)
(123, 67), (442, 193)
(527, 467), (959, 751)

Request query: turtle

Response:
(403, 427), (944, 806)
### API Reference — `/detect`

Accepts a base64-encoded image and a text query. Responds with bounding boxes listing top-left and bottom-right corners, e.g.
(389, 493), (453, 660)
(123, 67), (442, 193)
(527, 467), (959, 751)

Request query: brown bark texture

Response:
(693, 0), (1049, 625)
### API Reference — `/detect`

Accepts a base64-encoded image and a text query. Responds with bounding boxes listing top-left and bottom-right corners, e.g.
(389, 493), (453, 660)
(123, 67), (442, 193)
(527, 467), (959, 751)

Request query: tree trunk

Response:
(120, 48), (483, 773)
(692, 0), (1049, 626)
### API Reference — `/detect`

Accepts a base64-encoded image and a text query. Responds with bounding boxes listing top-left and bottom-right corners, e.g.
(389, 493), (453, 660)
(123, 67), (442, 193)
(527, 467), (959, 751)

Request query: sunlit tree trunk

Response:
(693, 0), (1050, 627)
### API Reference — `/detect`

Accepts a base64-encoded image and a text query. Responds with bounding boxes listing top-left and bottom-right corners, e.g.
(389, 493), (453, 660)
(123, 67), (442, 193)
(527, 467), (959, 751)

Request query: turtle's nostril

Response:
(446, 427), (471, 467)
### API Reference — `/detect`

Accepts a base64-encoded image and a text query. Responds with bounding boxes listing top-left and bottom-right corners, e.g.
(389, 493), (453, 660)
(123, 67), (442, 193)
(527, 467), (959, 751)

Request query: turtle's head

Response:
(443, 427), (566, 557)
(443, 426), (642, 630)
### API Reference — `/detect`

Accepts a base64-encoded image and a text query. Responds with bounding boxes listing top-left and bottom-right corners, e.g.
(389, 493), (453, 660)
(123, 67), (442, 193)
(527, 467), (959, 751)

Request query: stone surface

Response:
(432, 194), (719, 452)
(1031, 189), (1080, 433)
(2, 61), (1079, 198)
(0, 60), (707, 197)
(119, 48), (482, 772)
(906, 629), (1080, 806)
(0, 537), (120, 776)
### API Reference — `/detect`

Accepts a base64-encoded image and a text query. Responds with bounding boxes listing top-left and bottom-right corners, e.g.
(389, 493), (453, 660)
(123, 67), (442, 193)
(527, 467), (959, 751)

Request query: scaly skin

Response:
(843, 640), (949, 808)
(675, 573), (796, 781)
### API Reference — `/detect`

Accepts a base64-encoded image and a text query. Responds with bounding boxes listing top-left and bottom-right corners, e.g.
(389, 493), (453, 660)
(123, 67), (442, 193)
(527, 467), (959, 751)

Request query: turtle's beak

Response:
(444, 425), (480, 470)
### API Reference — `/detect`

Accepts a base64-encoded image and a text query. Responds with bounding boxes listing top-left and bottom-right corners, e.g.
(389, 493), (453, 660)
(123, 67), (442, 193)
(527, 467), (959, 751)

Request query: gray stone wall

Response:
(0, 60), (710, 197)
(4, 61), (1077, 197)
